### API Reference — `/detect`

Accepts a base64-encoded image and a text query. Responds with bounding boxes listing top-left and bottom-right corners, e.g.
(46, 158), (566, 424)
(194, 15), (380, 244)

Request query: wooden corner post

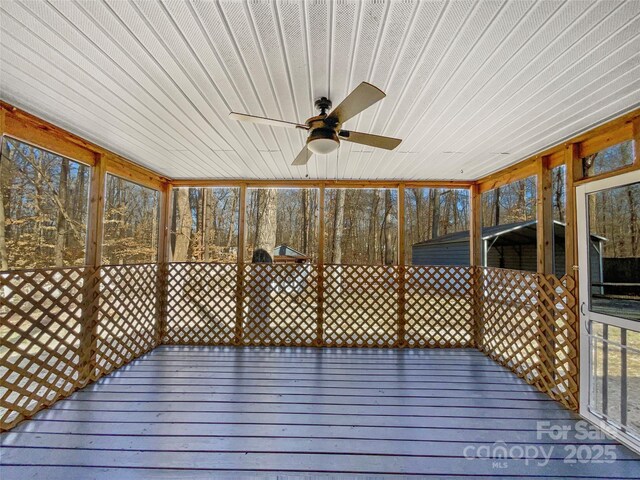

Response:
(470, 184), (483, 349)
(79, 152), (105, 384)
(316, 186), (325, 346)
(235, 184), (247, 345)
(397, 184), (406, 347)
(156, 183), (171, 346)
(536, 156), (553, 275)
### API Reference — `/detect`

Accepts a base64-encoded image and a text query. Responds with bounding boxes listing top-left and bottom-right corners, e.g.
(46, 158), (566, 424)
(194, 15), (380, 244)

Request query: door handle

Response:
(580, 302), (587, 316)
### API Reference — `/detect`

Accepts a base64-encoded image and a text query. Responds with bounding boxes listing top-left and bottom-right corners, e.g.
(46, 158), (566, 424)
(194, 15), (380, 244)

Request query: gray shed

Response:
(412, 220), (605, 281)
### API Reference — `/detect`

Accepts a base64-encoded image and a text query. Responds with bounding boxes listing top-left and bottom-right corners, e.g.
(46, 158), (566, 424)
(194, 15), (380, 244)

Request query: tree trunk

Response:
(383, 189), (394, 265)
(628, 187), (638, 256)
(172, 188), (192, 261)
(226, 189), (237, 248)
(0, 157), (8, 270)
(255, 188), (278, 258)
(331, 189), (345, 263)
(430, 189), (440, 239)
(493, 189), (501, 227)
(54, 158), (69, 267)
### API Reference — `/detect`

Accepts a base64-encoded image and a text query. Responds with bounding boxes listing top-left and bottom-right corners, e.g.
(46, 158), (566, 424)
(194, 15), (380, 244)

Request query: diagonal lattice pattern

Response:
(242, 264), (318, 346)
(405, 266), (474, 347)
(2, 262), (580, 432)
(0, 267), (87, 430)
(477, 267), (578, 411)
(95, 265), (159, 378)
(323, 265), (399, 347)
(165, 263), (237, 345)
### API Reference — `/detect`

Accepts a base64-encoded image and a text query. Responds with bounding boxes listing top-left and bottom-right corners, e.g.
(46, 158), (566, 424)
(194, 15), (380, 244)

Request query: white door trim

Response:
(576, 169), (640, 454)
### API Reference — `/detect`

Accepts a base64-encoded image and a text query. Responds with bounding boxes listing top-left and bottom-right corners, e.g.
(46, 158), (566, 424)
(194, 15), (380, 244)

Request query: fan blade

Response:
(326, 82), (386, 124)
(229, 112), (308, 130)
(292, 145), (313, 166)
(338, 130), (401, 150)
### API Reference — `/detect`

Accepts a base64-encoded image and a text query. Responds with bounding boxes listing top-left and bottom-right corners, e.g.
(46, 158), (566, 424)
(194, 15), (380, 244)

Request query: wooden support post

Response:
(470, 184), (482, 267)
(536, 156), (553, 274)
(470, 184), (484, 349)
(235, 184), (247, 345)
(536, 156), (556, 383)
(79, 152), (105, 384)
(316, 186), (325, 346)
(156, 183), (171, 345)
(0, 105), (6, 134)
(634, 116), (640, 166)
(565, 143), (580, 276)
(397, 185), (406, 347)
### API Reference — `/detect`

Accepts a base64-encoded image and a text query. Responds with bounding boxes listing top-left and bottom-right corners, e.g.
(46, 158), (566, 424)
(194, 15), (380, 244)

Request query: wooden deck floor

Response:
(1, 346), (639, 479)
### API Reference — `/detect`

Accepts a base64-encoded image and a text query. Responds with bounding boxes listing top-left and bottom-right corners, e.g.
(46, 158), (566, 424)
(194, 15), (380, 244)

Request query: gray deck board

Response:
(2, 346), (639, 479)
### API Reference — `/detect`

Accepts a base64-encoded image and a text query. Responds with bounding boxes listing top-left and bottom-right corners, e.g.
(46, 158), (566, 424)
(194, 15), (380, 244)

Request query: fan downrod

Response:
(314, 97), (332, 115)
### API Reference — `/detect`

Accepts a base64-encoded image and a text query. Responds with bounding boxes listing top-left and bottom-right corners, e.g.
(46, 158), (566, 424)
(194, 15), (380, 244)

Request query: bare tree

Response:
(254, 188), (278, 257)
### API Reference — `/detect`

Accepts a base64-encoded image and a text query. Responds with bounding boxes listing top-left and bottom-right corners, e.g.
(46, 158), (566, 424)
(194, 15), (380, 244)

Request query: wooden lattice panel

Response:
(405, 266), (474, 347)
(0, 267), (87, 431)
(323, 265), (398, 347)
(477, 267), (578, 410)
(165, 263), (237, 345)
(95, 265), (159, 377)
(242, 264), (318, 346)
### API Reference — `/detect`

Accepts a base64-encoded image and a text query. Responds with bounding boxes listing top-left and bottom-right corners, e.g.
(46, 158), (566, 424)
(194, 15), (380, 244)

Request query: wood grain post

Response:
(235, 184), (246, 345)
(535, 157), (556, 385)
(564, 143), (580, 277)
(156, 183), (171, 345)
(79, 152), (105, 384)
(316, 186), (325, 346)
(397, 184), (406, 347)
(536, 157), (553, 275)
(470, 184), (484, 349)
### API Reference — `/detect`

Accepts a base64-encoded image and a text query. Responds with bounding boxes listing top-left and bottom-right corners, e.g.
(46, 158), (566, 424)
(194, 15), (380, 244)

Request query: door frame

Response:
(576, 169), (640, 453)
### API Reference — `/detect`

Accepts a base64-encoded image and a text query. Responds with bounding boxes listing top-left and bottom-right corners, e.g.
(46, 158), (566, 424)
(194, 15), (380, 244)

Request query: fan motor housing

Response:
(306, 127), (339, 145)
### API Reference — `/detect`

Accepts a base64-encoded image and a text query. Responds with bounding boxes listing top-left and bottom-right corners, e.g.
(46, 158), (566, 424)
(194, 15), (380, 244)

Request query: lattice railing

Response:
(0, 264), (161, 431)
(0, 267), (86, 430)
(476, 267), (578, 410)
(242, 263), (319, 346)
(405, 266), (474, 347)
(95, 264), (159, 377)
(1, 262), (581, 431)
(324, 265), (399, 347)
(165, 263), (237, 345)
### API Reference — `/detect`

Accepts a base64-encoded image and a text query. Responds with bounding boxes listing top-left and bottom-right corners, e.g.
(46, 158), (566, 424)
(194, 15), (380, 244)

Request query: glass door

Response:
(577, 170), (640, 453)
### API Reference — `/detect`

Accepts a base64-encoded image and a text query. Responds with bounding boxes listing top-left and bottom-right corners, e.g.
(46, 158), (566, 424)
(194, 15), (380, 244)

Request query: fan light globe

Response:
(308, 137), (339, 155)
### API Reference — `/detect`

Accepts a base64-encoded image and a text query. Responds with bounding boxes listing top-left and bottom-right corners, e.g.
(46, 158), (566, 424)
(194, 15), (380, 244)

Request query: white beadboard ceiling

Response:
(1, 0), (639, 180)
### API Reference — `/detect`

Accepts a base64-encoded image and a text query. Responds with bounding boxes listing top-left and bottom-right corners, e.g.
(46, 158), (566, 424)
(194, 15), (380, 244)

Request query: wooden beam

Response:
(536, 157), (553, 274)
(578, 121), (634, 158)
(103, 153), (168, 191)
(170, 178), (473, 189)
(2, 104), (96, 166)
(1, 101), (172, 189)
(477, 158), (537, 194)
(565, 144), (580, 276)
(470, 184), (482, 267)
(475, 108), (640, 188)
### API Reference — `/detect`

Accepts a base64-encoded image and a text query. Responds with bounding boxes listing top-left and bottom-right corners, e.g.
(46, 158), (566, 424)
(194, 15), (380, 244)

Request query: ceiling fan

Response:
(229, 82), (402, 166)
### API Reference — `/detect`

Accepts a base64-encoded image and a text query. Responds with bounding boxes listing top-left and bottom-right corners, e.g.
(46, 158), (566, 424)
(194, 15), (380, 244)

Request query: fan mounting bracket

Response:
(314, 97), (332, 115)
